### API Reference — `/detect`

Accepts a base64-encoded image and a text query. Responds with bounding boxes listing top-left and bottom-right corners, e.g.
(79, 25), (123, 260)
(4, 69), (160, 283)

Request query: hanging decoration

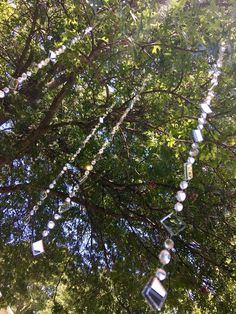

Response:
(31, 79), (147, 250)
(0, 26), (93, 98)
(142, 44), (226, 311)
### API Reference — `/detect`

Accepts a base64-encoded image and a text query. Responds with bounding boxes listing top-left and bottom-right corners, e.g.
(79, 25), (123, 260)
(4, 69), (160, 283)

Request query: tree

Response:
(0, 0), (235, 313)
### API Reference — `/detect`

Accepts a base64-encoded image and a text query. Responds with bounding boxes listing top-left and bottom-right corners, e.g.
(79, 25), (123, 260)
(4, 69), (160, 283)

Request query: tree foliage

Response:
(0, 0), (236, 313)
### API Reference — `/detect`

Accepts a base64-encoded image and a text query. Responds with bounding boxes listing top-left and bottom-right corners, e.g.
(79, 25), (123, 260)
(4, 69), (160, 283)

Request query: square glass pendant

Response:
(142, 276), (167, 311)
(160, 212), (186, 237)
(184, 162), (193, 180)
(32, 240), (44, 256)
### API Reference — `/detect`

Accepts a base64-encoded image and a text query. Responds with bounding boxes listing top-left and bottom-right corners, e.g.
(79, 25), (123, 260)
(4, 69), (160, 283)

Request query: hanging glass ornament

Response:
(160, 212), (186, 236)
(156, 268), (167, 281)
(159, 250), (171, 265)
(142, 277), (167, 311)
(32, 240), (44, 256)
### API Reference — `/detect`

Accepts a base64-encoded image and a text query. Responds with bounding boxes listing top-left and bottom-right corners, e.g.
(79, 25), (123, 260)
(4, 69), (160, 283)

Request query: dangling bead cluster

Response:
(143, 44), (226, 311)
(0, 27), (92, 98)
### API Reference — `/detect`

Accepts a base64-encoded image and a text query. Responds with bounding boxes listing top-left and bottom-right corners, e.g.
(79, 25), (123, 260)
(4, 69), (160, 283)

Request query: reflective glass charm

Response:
(32, 240), (44, 256)
(174, 202), (183, 212)
(180, 181), (188, 190)
(142, 277), (167, 311)
(176, 191), (186, 202)
(184, 162), (193, 180)
(47, 221), (55, 229)
(193, 129), (203, 142)
(159, 249), (171, 265)
(164, 238), (174, 250)
(156, 268), (167, 281)
(160, 212), (186, 236)
(200, 102), (212, 114)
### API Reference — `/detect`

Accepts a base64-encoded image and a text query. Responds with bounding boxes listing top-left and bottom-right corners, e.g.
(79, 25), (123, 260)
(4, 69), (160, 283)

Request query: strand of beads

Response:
(33, 81), (147, 247)
(26, 99), (117, 222)
(0, 26), (93, 99)
(142, 44), (226, 312)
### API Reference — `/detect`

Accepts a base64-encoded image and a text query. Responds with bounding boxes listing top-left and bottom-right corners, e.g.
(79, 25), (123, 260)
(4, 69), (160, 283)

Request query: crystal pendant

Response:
(159, 249), (171, 265)
(164, 238), (174, 250)
(142, 277), (167, 311)
(193, 129), (203, 142)
(32, 240), (44, 256)
(160, 212), (186, 236)
(176, 191), (186, 202)
(184, 162), (193, 180)
(156, 268), (167, 281)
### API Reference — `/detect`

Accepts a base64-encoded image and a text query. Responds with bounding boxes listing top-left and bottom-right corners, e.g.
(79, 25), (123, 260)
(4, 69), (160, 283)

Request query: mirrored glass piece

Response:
(176, 191), (186, 202)
(156, 269), (167, 281)
(160, 212), (186, 236)
(200, 102), (212, 114)
(142, 277), (167, 311)
(159, 249), (171, 265)
(164, 238), (174, 250)
(32, 240), (44, 256)
(193, 129), (203, 142)
(184, 162), (193, 180)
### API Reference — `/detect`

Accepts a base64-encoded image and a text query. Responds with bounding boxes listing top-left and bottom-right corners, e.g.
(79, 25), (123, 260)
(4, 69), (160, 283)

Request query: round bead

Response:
(54, 214), (61, 220)
(49, 184), (54, 189)
(174, 202), (183, 212)
(189, 148), (199, 157)
(47, 221), (55, 229)
(86, 165), (93, 171)
(17, 77), (23, 83)
(156, 268), (167, 281)
(159, 249), (171, 265)
(180, 180), (188, 190)
(191, 143), (199, 149)
(42, 230), (49, 237)
(30, 210), (35, 216)
(22, 73), (27, 80)
(65, 197), (71, 203)
(198, 117), (206, 125)
(187, 157), (195, 164)
(3, 87), (9, 94)
(0, 90), (5, 98)
(27, 71), (32, 77)
(85, 170), (90, 176)
(63, 166), (68, 171)
(164, 238), (175, 250)
(176, 191), (186, 202)
(91, 160), (96, 165)
(38, 62), (43, 69)
(33, 205), (39, 211)
(197, 124), (204, 130)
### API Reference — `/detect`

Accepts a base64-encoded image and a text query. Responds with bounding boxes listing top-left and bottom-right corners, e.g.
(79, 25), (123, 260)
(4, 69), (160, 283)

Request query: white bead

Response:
(174, 202), (183, 212)
(3, 87), (9, 94)
(30, 210), (35, 216)
(86, 165), (93, 171)
(156, 268), (167, 281)
(63, 166), (68, 171)
(65, 197), (71, 203)
(164, 238), (175, 250)
(91, 160), (96, 165)
(22, 73), (27, 80)
(49, 184), (54, 189)
(33, 205), (39, 211)
(187, 157), (195, 164)
(42, 230), (49, 237)
(180, 181), (188, 190)
(176, 191), (186, 202)
(46, 189), (50, 193)
(27, 71), (32, 77)
(54, 214), (61, 220)
(17, 77), (23, 83)
(85, 170), (90, 176)
(159, 249), (171, 265)
(0, 90), (5, 98)
(47, 221), (55, 229)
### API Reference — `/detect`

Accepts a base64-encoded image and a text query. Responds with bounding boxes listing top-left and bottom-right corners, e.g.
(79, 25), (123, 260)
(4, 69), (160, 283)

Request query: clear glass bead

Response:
(54, 214), (61, 220)
(86, 165), (93, 171)
(91, 160), (96, 165)
(164, 238), (174, 250)
(0, 90), (5, 98)
(65, 197), (71, 203)
(33, 205), (39, 211)
(159, 249), (171, 265)
(180, 181), (188, 190)
(85, 170), (90, 176)
(198, 117), (206, 125)
(47, 221), (55, 229)
(63, 166), (68, 171)
(176, 191), (186, 202)
(187, 157), (195, 164)
(30, 210), (35, 216)
(38, 62), (43, 69)
(191, 143), (199, 149)
(42, 230), (49, 237)
(197, 124), (204, 130)
(156, 268), (167, 281)
(22, 73), (27, 80)
(201, 113), (207, 119)
(174, 202), (183, 212)
(49, 184), (54, 189)
(26, 71), (32, 77)
(3, 87), (9, 94)
(189, 148), (199, 157)
(17, 77), (23, 83)
(60, 170), (65, 175)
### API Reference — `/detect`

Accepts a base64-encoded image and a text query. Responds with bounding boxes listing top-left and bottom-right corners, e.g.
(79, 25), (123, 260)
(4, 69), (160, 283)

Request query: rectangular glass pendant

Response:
(32, 240), (44, 256)
(200, 102), (212, 114)
(184, 162), (193, 180)
(193, 129), (203, 142)
(142, 276), (167, 311)
(160, 212), (186, 237)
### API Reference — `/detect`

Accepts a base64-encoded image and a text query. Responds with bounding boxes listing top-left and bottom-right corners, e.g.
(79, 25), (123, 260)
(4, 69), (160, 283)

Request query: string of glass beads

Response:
(0, 26), (93, 98)
(142, 44), (226, 311)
